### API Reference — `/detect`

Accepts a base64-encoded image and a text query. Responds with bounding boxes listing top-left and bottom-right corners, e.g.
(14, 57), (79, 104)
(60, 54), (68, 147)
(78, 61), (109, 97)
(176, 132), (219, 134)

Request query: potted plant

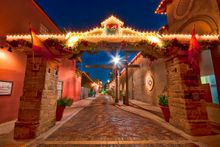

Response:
(158, 95), (170, 122)
(56, 97), (73, 121)
(120, 90), (125, 102)
(88, 90), (93, 97)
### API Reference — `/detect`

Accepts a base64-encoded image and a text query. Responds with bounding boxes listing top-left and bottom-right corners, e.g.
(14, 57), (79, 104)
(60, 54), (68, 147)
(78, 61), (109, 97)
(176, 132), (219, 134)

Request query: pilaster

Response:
(14, 56), (58, 139)
(166, 56), (211, 136)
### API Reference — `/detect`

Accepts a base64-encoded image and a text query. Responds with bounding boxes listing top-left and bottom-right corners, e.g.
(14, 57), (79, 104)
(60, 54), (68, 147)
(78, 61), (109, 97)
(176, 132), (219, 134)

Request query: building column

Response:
(115, 68), (119, 103)
(125, 52), (129, 105)
(14, 55), (58, 139)
(210, 44), (220, 104)
(166, 56), (211, 136)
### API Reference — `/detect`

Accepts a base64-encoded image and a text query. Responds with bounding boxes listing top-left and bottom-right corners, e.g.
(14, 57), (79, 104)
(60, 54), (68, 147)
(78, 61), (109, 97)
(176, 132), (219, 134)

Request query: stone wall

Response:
(120, 55), (167, 105)
(166, 56), (211, 136)
(165, 0), (220, 134)
(14, 56), (58, 139)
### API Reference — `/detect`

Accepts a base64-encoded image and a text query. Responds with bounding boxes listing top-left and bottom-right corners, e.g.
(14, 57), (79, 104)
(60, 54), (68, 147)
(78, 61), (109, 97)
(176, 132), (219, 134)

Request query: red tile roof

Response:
(155, 0), (173, 15)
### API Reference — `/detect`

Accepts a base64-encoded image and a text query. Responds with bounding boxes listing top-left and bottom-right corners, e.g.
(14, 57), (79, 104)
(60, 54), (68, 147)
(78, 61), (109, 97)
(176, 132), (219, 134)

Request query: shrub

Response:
(57, 97), (73, 106)
(158, 95), (168, 107)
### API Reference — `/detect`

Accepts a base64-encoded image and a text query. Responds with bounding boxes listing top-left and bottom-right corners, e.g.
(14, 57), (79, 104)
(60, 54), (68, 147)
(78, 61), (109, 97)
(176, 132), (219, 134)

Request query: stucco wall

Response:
(81, 87), (89, 99)
(0, 50), (27, 123)
(167, 0), (220, 34)
(0, 0), (61, 34)
(58, 59), (81, 101)
(120, 55), (167, 105)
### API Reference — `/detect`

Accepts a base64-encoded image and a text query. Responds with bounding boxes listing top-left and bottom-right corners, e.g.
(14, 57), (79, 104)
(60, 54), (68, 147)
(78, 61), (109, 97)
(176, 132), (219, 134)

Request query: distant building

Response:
(81, 72), (101, 98)
(119, 53), (167, 105)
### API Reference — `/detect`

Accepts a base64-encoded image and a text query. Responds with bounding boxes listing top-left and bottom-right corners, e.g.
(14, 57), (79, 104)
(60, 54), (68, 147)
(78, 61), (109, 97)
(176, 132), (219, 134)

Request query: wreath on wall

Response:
(106, 24), (119, 35)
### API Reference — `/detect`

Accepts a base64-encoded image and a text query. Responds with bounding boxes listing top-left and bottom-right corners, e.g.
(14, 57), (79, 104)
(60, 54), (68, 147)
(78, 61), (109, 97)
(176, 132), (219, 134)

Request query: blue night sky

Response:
(36, 0), (167, 83)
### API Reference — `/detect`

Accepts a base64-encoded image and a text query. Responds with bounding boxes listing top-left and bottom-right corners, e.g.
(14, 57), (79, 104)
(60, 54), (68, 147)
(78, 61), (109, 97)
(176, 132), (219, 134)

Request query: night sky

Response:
(36, 0), (167, 83)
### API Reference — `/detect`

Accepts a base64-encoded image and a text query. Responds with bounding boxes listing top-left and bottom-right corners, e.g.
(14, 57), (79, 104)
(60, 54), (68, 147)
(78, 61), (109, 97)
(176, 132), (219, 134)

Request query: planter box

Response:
(206, 103), (220, 133)
(56, 106), (65, 121)
(160, 105), (170, 122)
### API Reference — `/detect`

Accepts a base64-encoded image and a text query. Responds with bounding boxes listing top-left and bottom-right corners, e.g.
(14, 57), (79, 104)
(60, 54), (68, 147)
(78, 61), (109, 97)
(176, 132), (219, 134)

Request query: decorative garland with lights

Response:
(75, 39), (164, 60)
(164, 38), (219, 55)
(7, 39), (32, 48)
(5, 37), (220, 61)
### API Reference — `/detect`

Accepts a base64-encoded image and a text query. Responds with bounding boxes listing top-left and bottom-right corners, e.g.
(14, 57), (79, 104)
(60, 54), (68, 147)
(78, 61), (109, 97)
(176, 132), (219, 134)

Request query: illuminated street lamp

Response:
(111, 54), (122, 68)
(113, 56), (120, 65)
(111, 54), (121, 103)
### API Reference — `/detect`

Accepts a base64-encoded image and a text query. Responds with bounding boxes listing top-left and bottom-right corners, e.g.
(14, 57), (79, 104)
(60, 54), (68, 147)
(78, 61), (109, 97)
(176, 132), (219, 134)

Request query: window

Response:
(201, 75), (219, 104)
(57, 81), (63, 99)
(40, 24), (49, 34)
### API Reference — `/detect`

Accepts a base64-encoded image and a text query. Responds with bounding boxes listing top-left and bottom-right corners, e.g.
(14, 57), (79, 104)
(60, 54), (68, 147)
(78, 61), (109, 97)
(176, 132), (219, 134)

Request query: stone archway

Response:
(177, 15), (219, 34)
(4, 16), (219, 138)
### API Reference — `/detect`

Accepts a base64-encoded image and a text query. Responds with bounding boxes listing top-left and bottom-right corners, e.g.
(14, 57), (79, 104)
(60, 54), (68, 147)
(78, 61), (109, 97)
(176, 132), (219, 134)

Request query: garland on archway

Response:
(7, 39), (32, 48)
(6, 38), (220, 60)
(163, 38), (219, 56)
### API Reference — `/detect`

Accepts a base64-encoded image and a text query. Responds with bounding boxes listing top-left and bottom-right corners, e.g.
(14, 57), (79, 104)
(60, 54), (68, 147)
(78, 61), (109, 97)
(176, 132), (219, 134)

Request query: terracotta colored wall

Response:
(0, 0), (61, 34)
(58, 59), (81, 101)
(0, 50), (27, 123)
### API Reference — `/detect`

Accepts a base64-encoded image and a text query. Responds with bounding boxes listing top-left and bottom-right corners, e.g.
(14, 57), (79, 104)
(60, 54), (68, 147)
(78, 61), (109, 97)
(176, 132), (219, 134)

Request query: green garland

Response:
(6, 38), (220, 61)
(7, 39), (32, 48)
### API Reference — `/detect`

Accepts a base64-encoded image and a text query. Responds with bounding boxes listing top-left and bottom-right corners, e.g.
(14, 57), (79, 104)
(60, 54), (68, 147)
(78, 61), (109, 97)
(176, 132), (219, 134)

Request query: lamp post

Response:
(115, 68), (119, 103)
(125, 52), (129, 105)
(124, 52), (140, 106)
(85, 54), (122, 104)
(112, 55), (121, 103)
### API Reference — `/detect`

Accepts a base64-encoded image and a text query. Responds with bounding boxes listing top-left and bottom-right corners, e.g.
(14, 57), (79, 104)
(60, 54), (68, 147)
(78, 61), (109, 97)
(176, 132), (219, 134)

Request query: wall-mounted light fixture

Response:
(7, 47), (12, 52)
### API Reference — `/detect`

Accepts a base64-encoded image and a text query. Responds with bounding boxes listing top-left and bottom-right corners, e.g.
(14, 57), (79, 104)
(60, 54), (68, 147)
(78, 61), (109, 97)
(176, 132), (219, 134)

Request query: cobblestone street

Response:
(38, 95), (199, 147)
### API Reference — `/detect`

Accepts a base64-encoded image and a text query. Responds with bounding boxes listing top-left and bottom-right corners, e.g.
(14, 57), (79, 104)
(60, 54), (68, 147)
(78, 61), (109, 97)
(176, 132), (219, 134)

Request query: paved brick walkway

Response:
(38, 95), (198, 147)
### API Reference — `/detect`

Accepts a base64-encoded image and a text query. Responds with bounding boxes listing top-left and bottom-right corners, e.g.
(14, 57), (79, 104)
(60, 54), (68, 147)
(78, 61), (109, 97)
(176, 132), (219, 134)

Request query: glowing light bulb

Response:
(113, 56), (120, 65)
(67, 36), (79, 47)
(0, 50), (6, 59)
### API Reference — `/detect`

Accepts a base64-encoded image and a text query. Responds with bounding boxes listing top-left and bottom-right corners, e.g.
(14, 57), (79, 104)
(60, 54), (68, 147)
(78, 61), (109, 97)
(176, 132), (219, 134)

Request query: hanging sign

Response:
(0, 81), (13, 96)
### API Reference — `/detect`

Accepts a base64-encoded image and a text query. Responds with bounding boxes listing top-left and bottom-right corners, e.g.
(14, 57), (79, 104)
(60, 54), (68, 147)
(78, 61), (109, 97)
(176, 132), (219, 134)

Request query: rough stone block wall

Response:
(38, 61), (58, 134)
(166, 56), (211, 136)
(14, 56), (58, 139)
(121, 55), (167, 105)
